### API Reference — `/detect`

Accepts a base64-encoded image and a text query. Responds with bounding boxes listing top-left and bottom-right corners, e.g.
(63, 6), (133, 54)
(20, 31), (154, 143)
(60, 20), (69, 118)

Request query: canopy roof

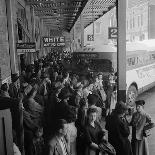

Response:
(25, 0), (116, 32)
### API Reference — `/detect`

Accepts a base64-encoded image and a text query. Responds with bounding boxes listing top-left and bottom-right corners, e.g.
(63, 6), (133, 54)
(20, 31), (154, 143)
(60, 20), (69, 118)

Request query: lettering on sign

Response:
(16, 43), (36, 49)
(127, 53), (155, 68)
(16, 43), (36, 54)
(87, 35), (94, 41)
(108, 27), (118, 39)
(136, 65), (155, 79)
(17, 49), (35, 54)
(43, 36), (65, 47)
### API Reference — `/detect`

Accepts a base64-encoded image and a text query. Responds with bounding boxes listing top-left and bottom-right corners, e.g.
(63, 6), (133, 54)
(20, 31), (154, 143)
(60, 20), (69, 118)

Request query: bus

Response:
(69, 40), (155, 107)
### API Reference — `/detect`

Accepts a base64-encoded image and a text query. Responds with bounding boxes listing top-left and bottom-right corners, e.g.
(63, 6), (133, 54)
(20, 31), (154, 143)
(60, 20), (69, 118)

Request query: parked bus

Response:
(70, 40), (155, 107)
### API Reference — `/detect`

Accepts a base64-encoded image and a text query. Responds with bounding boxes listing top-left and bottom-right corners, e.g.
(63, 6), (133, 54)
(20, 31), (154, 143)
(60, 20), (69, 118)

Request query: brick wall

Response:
(0, 0), (11, 83)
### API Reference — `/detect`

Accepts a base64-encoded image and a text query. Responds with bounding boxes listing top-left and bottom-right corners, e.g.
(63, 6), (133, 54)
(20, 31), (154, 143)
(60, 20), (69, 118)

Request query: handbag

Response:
(143, 129), (151, 137)
(98, 141), (116, 155)
(143, 121), (155, 137)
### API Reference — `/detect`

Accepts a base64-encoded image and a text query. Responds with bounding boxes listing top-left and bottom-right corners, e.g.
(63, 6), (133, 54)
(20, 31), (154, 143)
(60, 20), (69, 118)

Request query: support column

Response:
(40, 18), (44, 58)
(80, 14), (84, 48)
(73, 25), (76, 51)
(117, 0), (126, 103)
(6, 0), (17, 74)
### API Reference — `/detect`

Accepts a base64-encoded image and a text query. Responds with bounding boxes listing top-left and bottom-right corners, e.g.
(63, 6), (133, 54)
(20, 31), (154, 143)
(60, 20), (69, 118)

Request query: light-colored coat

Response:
(48, 136), (70, 155)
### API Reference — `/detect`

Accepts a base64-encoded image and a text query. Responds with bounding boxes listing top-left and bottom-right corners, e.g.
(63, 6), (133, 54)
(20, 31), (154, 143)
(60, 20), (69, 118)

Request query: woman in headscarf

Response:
(130, 100), (155, 155)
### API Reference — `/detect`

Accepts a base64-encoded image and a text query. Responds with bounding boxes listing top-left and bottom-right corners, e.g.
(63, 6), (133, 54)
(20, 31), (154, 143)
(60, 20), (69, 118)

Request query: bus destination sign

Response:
(43, 36), (65, 47)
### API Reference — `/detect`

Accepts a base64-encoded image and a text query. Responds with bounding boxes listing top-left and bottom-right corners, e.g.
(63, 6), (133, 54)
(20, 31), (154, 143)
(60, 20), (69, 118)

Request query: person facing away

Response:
(130, 100), (155, 155)
(46, 119), (70, 155)
(0, 83), (10, 98)
(105, 101), (133, 155)
(9, 73), (20, 99)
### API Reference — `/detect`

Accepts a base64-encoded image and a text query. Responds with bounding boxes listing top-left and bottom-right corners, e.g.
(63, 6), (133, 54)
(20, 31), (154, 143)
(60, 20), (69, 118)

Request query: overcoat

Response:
(105, 112), (133, 155)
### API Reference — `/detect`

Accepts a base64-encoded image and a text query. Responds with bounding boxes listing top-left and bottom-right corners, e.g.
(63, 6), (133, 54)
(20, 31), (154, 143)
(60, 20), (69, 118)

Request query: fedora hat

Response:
(115, 101), (128, 114)
(135, 100), (145, 106)
(11, 73), (19, 82)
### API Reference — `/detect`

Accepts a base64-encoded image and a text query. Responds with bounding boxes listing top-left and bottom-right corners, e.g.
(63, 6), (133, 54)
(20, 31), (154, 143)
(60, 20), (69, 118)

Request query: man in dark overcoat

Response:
(105, 101), (133, 155)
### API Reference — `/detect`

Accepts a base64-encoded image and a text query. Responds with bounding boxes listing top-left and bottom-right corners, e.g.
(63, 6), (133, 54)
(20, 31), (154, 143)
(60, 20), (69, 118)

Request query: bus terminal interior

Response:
(1, 0), (155, 155)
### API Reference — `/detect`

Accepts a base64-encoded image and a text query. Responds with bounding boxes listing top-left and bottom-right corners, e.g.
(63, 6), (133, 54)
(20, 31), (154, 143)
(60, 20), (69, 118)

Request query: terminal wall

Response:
(0, 0), (11, 84)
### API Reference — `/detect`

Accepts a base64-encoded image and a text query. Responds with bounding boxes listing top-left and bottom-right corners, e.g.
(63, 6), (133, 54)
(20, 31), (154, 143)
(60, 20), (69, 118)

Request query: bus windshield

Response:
(71, 57), (113, 73)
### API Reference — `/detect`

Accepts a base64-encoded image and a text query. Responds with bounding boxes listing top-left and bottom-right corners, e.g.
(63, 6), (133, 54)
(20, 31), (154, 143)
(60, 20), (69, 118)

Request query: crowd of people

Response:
(0, 53), (154, 155)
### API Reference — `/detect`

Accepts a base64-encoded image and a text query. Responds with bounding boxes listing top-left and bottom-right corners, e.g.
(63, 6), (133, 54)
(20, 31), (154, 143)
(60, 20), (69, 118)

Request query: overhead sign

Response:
(43, 36), (65, 47)
(108, 27), (118, 39)
(87, 35), (94, 41)
(16, 43), (36, 54)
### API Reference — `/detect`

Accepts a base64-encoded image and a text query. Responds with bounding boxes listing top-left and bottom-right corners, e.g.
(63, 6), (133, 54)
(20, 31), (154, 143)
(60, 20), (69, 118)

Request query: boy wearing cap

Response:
(130, 100), (155, 155)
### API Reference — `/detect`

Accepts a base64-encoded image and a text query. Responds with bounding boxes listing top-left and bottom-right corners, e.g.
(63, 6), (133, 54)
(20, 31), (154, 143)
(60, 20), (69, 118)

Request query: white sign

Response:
(43, 36), (65, 47)
(17, 49), (35, 54)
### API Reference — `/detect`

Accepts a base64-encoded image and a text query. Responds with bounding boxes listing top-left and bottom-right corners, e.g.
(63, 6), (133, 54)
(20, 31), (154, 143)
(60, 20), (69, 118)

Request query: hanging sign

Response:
(43, 36), (65, 47)
(16, 43), (36, 54)
(108, 27), (118, 39)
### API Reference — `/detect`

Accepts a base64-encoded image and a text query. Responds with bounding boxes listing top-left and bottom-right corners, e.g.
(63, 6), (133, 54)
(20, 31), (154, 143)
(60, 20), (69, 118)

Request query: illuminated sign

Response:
(16, 43), (36, 54)
(43, 36), (65, 47)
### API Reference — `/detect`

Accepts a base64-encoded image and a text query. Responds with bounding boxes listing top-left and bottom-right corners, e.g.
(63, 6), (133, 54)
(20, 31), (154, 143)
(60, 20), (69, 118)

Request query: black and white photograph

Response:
(0, 0), (155, 155)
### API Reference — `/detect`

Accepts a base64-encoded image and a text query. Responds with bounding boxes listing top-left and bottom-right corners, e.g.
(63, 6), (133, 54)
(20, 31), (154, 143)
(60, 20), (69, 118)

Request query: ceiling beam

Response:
(35, 12), (77, 16)
(33, 6), (80, 11)
(26, 0), (82, 5)
(86, 3), (115, 8)
(41, 16), (74, 19)
(34, 10), (79, 14)
(69, 0), (89, 31)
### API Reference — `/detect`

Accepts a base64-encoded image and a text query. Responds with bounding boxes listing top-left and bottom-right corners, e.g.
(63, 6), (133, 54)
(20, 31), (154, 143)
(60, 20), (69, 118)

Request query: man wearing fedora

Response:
(9, 73), (20, 99)
(105, 101), (133, 155)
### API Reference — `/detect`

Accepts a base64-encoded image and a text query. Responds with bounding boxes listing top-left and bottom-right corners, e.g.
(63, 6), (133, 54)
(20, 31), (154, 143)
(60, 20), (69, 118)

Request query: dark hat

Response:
(115, 101), (128, 114)
(97, 72), (103, 76)
(40, 72), (48, 79)
(58, 88), (72, 100)
(11, 73), (19, 82)
(87, 107), (98, 116)
(87, 94), (99, 105)
(135, 100), (145, 106)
